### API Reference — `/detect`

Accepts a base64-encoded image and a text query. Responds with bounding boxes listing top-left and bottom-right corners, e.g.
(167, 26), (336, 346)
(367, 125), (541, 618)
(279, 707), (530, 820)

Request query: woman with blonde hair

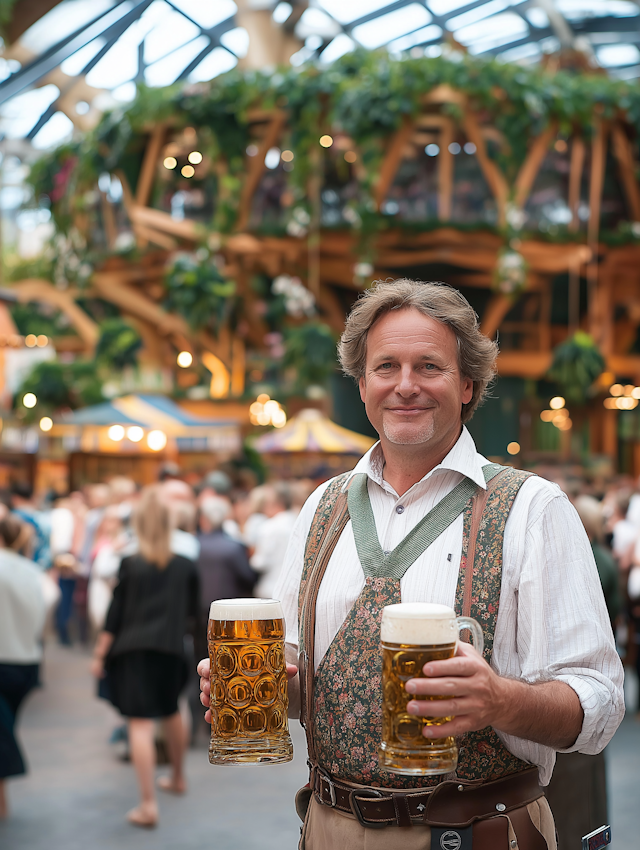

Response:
(92, 485), (200, 828)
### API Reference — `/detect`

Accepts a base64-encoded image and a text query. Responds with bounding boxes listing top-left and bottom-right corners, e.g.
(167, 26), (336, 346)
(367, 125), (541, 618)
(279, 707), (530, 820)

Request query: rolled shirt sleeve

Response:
(495, 482), (625, 783)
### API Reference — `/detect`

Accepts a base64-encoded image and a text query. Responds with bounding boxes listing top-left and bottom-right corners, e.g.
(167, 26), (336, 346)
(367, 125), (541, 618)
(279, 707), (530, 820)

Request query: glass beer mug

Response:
(378, 602), (484, 776)
(208, 598), (293, 765)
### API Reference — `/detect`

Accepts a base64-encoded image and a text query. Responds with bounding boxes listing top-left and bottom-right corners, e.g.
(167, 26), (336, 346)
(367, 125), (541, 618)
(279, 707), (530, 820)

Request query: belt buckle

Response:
(316, 767), (336, 807)
(349, 789), (387, 829)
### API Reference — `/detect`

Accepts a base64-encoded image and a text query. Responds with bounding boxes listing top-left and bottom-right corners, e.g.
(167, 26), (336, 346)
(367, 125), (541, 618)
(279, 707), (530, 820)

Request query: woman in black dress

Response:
(92, 486), (200, 828)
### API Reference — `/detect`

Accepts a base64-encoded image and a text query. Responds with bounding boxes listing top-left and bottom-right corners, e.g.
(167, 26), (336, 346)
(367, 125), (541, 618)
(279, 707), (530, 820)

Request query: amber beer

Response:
(208, 598), (293, 765)
(379, 602), (484, 775)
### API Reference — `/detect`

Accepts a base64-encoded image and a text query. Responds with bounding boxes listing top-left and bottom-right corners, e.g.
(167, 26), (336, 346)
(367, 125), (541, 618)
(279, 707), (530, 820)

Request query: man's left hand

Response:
(405, 642), (505, 737)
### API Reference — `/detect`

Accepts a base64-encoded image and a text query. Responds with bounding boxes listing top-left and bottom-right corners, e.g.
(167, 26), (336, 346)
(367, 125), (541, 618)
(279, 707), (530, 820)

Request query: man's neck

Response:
(379, 429), (463, 496)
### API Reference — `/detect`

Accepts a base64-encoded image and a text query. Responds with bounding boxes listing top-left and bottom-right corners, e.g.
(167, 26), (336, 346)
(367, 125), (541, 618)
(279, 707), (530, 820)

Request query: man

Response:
(199, 280), (623, 849)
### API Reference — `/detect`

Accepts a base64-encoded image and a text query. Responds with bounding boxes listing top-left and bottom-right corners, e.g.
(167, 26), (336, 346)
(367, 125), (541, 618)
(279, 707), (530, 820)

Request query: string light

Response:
(181, 165), (195, 178)
(23, 393), (37, 408)
(188, 151), (203, 164)
(147, 430), (167, 451)
(249, 395), (287, 428)
(506, 442), (520, 455)
(108, 425), (125, 441)
(319, 135), (333, 148)
(36, 334), (48, 347)
(549, 396), (565, 409)
(177, 351), (193, 368)
(25, 334), (37, 347)
(163, 156), (177, 169)
(127, 426), (144, 442)
(39, 417), (53, 432)
(281, 150), (294, 162)
(344, 150), (357, 163)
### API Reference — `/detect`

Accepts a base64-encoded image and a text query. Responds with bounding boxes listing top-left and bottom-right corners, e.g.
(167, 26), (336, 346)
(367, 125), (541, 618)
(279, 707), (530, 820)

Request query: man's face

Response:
(358, 309), (473, 451)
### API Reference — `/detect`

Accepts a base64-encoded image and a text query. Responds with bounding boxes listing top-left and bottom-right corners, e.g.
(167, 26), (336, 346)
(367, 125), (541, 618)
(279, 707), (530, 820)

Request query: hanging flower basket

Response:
(547, 331), (605, 404)
(492, 247), (528, 298)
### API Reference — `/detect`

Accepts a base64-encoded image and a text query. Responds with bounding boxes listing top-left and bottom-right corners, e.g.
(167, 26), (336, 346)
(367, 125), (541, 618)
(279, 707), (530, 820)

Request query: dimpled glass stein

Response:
(208, 598), (293, 765)
(379, 602), (484, 776)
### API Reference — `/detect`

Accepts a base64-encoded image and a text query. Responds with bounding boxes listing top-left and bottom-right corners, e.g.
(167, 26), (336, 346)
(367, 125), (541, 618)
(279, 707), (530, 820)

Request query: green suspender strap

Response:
(347, 462), (504, 581)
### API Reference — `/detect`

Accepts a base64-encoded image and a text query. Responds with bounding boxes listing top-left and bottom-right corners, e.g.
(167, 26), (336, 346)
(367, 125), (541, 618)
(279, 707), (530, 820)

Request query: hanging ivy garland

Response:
(27, 50), (640, 243)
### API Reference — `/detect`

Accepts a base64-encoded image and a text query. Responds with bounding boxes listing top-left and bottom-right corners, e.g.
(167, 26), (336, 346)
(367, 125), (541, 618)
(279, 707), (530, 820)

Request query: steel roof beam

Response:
(0, 0), (154, 108)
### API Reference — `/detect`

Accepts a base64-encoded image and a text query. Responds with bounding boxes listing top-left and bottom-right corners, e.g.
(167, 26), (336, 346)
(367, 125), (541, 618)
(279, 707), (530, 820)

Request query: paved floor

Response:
(0, 643), (638, 850)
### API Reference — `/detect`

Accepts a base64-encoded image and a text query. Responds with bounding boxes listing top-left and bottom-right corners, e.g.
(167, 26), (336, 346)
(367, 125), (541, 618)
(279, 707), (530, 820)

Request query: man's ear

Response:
(461, 377), (473, 406)
(359, 375), (366, 404)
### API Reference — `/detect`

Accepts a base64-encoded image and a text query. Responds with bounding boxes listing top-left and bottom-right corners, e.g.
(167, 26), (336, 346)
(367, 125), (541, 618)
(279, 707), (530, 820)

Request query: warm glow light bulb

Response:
(36, 335), (48, 347)
(319, 135), (333, 148)
(181, 164), (195, 178)
(506, 442), (520, 455)
(549, 397), (565, 410)
(163, 156), (177, 169)
(108, 424), (125, 441)
(23, 393), (37, 408)
(188, 151), (203, 164)
(147, 430), (167, 451)
(177, 351), (193, 368)
(127, 426), (144, 443)
(25, 334), (37, 347)
(39, 417), (53, 432)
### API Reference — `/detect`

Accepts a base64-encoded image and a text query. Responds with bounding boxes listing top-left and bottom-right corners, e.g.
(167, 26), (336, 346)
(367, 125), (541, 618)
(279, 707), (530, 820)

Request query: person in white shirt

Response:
(199, 279), (624, 850)
(250, 483), (297, 599)
(0, 512), (58, 819)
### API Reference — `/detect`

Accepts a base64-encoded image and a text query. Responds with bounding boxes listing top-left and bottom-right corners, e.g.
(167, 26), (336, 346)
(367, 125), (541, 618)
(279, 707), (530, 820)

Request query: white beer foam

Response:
(381, 603), (457, 645)
(209, 597), (283, 621)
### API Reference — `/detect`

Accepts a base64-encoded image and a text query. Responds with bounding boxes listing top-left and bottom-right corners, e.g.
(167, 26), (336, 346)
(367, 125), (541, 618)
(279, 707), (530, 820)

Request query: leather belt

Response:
(310, 764), (544, 829)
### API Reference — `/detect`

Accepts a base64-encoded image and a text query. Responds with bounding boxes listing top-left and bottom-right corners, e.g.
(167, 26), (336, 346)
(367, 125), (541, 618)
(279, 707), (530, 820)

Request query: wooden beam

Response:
(92, 273), (189, 339)
(11, 279), (99, 353)
(611, 123), (640, 222)
(132, 223), (178, 251)
(235, 110), (287, 232)
(519, 241), (591, 273)
(438, 117), (455, 221)
(377, 246), (498, 271)
(462, 111), (508, 227)
(481, 294), (514, 338)
(588, 120), (607, 336)
(496, 351), (552, 378)
(373, 116), (414, 211)
(135, 124), (166, 208)
(100, 191), (117, 249)
(568, 137), (586, 232)
(128, 204), (200, 241)
(513, 122), (557, 209)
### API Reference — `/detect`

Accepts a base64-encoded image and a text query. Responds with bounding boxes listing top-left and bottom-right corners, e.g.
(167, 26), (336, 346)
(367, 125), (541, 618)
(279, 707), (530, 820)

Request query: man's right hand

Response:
(197, 658), (298, 724)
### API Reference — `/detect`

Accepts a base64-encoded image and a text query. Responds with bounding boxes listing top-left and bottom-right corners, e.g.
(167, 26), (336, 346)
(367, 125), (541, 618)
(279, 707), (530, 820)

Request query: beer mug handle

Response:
(456, 617), (484, 656)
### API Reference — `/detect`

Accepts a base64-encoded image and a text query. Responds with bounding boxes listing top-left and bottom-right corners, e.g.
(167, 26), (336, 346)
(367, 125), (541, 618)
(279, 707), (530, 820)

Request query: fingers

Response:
(407, 698), (460, 717)
(286, 663), (298, 680)
(204, 708), (211, 724)
(196, 658), (210, 678)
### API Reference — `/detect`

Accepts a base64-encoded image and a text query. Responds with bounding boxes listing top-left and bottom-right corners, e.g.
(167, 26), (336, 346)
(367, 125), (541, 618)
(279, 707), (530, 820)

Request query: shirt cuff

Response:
(553, 673), (616, 754)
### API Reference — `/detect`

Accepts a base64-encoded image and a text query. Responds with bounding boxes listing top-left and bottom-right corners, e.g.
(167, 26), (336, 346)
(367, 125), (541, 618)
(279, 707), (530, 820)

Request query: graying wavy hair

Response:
(337, 279), (498, 423)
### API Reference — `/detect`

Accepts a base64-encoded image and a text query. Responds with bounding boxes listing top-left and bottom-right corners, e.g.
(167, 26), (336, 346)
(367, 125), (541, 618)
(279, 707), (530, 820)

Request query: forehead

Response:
(366, 308), (458, 357)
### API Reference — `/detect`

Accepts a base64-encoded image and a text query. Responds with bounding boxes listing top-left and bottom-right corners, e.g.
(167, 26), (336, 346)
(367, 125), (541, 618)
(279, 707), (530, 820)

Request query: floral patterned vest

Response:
(298, 465), (534, 789)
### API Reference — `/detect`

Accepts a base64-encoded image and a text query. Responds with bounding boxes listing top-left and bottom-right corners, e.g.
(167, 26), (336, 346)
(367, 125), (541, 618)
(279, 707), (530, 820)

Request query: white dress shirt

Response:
(251, 510), (298, 599)
(273, 427), (624, 785)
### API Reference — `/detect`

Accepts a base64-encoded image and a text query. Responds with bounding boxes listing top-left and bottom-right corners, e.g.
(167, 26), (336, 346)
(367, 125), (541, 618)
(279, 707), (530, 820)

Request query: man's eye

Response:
(380, 363), (393, 370)
(424, 363), (436, 370)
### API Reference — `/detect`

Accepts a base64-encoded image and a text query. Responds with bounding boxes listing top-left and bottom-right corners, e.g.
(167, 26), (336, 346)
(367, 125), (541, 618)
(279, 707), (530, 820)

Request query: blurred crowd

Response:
(1, 462), (640, 825)
(0, 466), (314, 823)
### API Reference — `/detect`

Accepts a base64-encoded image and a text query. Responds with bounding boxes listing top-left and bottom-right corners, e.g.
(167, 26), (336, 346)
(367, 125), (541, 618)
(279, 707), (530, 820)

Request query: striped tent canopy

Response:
(253, 408), (375, 454)
(60, 394), (237, 436)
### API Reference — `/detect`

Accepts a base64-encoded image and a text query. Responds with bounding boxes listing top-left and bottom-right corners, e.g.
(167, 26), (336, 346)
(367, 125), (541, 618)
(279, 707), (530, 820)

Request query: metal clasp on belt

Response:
(315, 766), (336, 807)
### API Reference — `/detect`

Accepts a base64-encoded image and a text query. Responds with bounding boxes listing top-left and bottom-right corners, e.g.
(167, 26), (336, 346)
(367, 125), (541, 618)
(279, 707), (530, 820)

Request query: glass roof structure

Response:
(0, 0), (638, 153)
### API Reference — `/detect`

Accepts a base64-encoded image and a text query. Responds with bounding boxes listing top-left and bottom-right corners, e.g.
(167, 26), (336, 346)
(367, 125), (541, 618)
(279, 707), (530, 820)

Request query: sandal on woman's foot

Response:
(127, 805), (158, 828)
(157, 776), (186, 795)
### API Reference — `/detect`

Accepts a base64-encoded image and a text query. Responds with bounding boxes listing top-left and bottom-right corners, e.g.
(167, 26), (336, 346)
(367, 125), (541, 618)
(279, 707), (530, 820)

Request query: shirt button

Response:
(396, 505), (405, 514)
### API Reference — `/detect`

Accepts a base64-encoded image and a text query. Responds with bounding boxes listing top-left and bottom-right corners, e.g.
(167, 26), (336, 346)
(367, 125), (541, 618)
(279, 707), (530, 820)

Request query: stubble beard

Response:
(382, 415), (436, 446)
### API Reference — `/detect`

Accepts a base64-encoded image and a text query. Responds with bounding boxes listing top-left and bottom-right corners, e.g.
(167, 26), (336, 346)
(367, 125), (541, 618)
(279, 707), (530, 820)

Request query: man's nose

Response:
(395, 366), (419, 395)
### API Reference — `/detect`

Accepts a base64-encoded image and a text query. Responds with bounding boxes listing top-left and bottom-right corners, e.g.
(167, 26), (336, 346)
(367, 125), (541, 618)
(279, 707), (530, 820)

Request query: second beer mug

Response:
(208, 598), (293, 765)
(379, 602), (484, 776)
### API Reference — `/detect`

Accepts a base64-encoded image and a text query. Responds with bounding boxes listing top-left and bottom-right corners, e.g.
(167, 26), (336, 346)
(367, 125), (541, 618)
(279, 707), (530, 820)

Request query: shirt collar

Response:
(342, 426), (488, 493)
